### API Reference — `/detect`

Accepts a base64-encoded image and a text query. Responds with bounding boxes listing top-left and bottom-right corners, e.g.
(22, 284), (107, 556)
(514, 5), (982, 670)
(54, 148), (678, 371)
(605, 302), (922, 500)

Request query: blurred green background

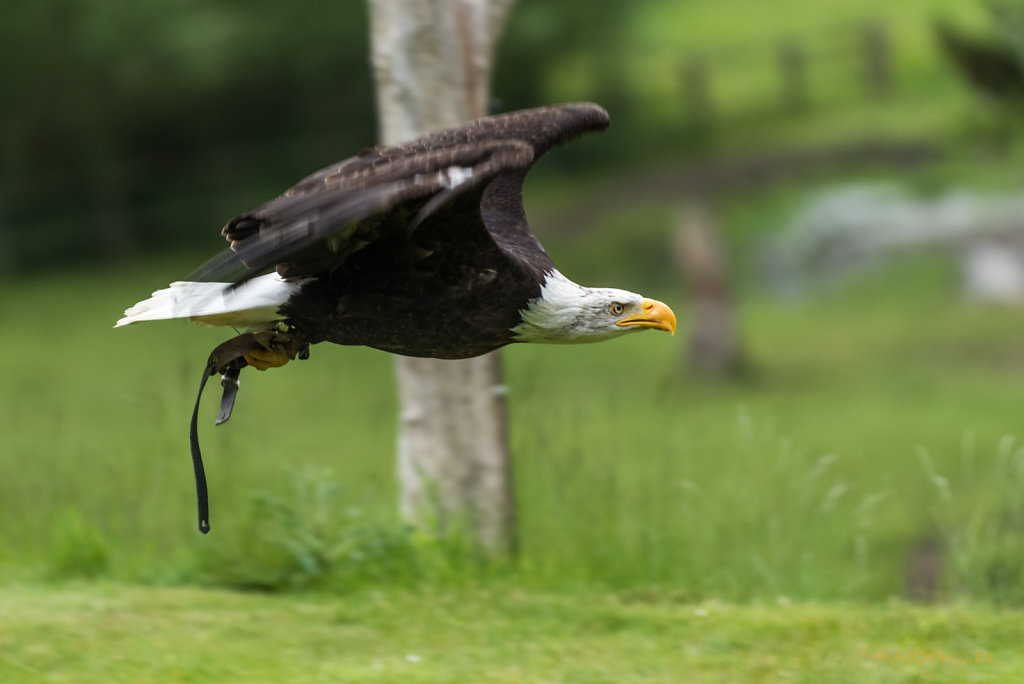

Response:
(5, 0), (1024, 610)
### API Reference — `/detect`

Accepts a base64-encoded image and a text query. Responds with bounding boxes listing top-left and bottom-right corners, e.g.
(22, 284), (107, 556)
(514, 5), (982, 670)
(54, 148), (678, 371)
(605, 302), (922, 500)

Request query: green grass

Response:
(1, 583), (1022, 683)
(4, 244), (1024, 603)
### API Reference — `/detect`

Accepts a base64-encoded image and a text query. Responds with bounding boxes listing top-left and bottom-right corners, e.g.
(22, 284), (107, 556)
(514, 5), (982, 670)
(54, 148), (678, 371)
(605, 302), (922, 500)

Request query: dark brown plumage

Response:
(190, 102), (610, 358)
(119, 102), (676, 358)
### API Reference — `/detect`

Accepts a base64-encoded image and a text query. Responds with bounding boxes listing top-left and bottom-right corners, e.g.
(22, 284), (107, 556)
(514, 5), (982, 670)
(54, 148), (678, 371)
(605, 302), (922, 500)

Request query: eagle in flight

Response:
(116, 102), (676, 532)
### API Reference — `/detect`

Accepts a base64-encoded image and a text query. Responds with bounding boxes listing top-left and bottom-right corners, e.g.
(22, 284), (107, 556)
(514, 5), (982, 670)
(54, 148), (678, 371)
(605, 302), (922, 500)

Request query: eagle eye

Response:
(608, 302), (625, 316)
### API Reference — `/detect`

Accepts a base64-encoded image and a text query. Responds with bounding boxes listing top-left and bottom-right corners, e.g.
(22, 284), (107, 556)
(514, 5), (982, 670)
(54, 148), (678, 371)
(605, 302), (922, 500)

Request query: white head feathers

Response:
(511, 270), (674, 344)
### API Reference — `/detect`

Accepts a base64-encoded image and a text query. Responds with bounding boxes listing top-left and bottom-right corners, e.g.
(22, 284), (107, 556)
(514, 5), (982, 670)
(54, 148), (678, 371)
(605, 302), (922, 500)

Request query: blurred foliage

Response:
(3, 0), (375, 172)
(195, 467), (482, 593)
(937, 3), (1024, 93)
(988, 1), (1024, 65)
(1, 0), (635, 269)
(3, 0), (377, 264)
(496, 0), (636, 149)
(47, 507), (111, 580)
(0, 0), (1006, 271)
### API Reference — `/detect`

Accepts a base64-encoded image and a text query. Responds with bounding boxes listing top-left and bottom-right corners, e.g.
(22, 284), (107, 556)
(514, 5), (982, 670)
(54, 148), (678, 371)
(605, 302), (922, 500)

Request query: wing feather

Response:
(191, 103), (609, 284)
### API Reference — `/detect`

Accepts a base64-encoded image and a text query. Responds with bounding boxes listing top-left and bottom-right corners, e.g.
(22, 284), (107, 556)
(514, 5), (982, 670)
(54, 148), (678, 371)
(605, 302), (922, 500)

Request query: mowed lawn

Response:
(1, 583), (1022, 683)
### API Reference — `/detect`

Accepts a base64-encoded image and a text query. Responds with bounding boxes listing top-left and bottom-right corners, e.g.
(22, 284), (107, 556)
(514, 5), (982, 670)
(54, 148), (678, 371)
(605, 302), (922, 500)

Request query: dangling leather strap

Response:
(187, 330), (308, 534)
(190, 361), (217, 534)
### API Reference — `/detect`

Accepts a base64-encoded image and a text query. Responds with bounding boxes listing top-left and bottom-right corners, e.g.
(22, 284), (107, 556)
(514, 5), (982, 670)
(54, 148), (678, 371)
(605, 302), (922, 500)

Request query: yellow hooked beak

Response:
(616, 298), (677, 335)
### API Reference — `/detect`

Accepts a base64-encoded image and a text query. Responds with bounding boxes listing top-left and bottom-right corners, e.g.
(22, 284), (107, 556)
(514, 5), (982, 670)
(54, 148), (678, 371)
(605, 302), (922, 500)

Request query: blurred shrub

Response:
(919, 436), (1024, 604)
(48, 508), (111, 580)
(196, 467), (487, 593)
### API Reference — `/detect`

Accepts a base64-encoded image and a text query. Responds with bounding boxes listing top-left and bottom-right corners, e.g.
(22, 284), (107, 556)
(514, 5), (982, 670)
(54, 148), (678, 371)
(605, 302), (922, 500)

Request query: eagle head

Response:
(511, 270), (677, 344)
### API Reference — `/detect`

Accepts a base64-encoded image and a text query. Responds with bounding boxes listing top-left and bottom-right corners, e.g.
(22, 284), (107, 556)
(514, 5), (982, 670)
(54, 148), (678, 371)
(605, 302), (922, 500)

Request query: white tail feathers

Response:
(115, 273), (308, 328)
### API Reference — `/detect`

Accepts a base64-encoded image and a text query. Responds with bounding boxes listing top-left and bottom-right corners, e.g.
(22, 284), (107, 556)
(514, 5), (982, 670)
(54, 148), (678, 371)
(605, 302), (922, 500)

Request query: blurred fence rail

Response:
(679, 20), (892, 131)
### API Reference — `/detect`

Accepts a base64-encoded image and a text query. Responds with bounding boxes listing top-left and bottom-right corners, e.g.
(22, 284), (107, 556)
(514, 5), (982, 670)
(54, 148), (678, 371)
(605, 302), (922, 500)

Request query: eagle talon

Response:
(244, 348), (291, 370)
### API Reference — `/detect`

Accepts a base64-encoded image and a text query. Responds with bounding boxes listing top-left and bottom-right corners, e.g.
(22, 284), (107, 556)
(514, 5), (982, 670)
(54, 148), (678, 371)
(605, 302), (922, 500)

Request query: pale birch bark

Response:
(367, 0), (518, 555)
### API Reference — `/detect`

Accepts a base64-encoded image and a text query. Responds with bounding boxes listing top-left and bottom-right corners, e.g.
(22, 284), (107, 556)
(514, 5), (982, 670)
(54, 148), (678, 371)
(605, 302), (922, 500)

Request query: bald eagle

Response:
(117, 103), (676, 532)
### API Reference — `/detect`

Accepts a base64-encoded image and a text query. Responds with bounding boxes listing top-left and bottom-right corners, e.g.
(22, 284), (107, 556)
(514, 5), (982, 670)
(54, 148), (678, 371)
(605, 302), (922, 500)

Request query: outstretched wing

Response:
(190, 102), (610, 283)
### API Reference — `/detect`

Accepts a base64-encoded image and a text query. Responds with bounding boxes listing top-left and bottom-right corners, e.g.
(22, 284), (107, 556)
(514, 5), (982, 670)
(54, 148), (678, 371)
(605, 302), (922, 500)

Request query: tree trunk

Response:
(672, 203), (745, 377)
(367, 0), (518, 555)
